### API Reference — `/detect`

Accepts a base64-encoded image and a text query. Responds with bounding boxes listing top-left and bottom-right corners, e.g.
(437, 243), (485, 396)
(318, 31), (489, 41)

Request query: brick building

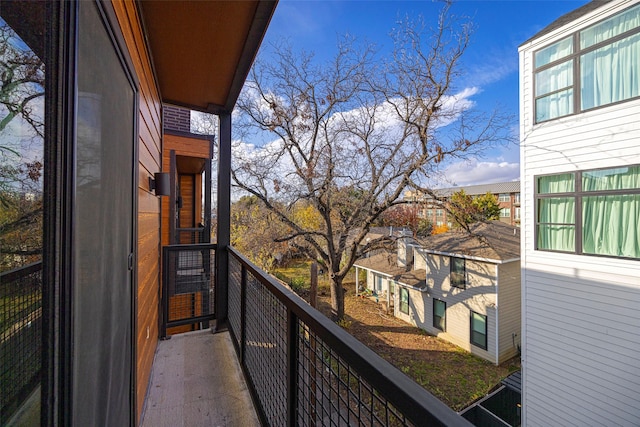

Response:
(404, 181), (521, 227)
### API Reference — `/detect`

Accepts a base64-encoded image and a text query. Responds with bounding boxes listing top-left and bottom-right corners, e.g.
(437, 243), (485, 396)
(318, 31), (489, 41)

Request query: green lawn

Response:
(273, 258), (519, 411)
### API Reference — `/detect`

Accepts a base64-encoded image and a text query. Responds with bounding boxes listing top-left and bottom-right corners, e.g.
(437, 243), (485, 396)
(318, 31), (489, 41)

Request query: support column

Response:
(215, 112), (231, 331)
(355, 267), (359, 296)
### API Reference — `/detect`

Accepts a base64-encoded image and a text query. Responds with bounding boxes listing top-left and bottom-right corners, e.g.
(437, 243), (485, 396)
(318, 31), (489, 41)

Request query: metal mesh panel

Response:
(228, 255), (242, 347)
(0, 262), (42, 424)
(163, 245), (215, 331)
(244, 271), (288, 426)
(296, 322), (410, 427)
(226, 248), (471, 427)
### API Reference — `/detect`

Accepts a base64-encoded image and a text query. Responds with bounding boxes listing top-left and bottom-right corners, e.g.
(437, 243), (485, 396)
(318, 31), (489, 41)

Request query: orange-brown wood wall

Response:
(112, 2), (162, 423)
(161, 134), (211, 246)
(162, 135), (210, 336)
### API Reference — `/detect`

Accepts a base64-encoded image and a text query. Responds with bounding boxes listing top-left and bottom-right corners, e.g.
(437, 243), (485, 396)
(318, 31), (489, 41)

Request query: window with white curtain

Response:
(535, 165), (640, 258)
(534, 3), (640, 123)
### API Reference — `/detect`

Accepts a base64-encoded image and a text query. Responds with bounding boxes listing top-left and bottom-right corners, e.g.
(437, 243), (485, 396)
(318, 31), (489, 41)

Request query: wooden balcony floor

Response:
(141, 329), (259, 427)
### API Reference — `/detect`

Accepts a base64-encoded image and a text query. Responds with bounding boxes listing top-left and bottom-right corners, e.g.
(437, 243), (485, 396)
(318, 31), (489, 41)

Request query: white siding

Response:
(497, 261), (521, 364)
(520, 1), (640, 425)
(413, 248), (427, 271)
(396, 254), (499, 363)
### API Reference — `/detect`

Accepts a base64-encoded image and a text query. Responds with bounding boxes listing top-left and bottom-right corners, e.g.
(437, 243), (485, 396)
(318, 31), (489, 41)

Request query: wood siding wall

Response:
(161, 134), (211, 246)
(112, 2), (162, 423)
(519, 1), (640, 424)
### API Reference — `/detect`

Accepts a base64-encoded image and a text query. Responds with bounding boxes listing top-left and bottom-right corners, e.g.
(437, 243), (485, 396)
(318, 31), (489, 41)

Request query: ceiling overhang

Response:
(139, 0), (277, 114)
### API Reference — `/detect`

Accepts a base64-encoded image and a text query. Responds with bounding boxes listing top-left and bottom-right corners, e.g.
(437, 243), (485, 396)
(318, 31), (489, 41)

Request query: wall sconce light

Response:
(149, 172), (170, 196)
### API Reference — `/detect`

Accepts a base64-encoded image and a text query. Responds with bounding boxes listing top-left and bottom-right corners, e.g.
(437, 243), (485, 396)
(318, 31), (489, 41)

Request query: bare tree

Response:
(0, 20), (45, 270)
(233, 2), (512, 320)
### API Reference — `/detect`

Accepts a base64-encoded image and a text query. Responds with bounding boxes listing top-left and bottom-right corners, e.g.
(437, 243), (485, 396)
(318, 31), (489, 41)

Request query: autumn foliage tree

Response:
(380, 204), (431, 237)
(232, 3), (512, 320)
(447, 189), (501, 230)
(230, 195), (291, 271)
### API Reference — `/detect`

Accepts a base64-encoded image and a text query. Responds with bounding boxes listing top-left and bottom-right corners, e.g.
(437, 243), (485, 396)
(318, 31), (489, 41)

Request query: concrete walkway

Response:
(141, 329), (259, 427)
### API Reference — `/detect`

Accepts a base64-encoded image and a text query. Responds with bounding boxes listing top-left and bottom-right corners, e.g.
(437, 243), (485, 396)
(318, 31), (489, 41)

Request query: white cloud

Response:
(439, 158), (519, 187)
(232, 84), (493, 197)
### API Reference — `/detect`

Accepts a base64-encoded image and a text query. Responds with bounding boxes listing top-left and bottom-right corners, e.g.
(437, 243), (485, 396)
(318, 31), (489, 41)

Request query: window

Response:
(470, 312), (488, 350)
(500, 208), (511, 218)
(534, 4), (640, 122)
(514, 193), (521, 204)
(535, 165), (640, 258)
(399, 287), (409, 314)
(436, 209), (443, 217)
(450, 257), (466, 288)
(433, 299), (446, 331)
(515, 207), (521, 221)
(498, 193), (510, 202)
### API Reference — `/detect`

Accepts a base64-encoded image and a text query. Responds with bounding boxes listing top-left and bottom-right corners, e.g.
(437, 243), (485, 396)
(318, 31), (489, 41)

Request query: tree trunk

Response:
(329, 274), (345, 321)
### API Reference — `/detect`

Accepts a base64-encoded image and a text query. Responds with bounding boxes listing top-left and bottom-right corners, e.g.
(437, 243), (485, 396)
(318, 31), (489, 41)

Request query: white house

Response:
(354, 221), (521, 365)
(519, 1), (640, 425)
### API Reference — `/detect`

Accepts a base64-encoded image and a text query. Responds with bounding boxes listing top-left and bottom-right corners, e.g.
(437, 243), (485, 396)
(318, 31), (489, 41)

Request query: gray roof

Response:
(521, 1), (613, 45)
(415, 221), (520, 262)
(354, 253), (426, 288)
(436, 181), (520, 197)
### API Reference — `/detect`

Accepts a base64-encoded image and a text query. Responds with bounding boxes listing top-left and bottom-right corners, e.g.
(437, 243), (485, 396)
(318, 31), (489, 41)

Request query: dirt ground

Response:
(308, 282), (520, 411)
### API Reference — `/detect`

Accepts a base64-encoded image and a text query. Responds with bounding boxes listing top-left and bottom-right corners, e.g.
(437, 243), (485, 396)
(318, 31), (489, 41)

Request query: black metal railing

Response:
(0, 261), (42, 425)
(161, 244), (215, 337)
(175, 227), (206, 244)
(227, 247), (472, 427)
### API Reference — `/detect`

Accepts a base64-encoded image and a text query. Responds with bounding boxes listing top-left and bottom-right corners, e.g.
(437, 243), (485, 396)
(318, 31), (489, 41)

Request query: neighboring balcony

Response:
(156, 243), (472, 426)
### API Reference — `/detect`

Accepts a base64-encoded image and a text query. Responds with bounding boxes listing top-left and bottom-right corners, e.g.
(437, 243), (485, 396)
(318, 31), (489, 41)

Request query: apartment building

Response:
(404, 181), (521, 226)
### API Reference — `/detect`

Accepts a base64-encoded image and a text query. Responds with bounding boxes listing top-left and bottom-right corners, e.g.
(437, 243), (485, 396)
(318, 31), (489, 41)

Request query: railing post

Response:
(161, 246), (169, 339)
(240, 263), (247, 364)
(287, 309), (298, 427)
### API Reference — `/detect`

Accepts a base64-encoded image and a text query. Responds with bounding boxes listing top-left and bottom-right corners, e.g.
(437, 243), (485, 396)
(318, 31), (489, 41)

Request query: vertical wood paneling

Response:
(111, 2), (162, 424)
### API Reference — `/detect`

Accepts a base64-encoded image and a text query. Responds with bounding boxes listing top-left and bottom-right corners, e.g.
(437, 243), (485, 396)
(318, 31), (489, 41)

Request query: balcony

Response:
(2, 243), (474, 426)
(153, 243), (472, 426)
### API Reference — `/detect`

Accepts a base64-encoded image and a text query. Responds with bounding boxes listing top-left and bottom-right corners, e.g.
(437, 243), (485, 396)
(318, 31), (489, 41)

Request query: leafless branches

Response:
(232, 4), (514, 319)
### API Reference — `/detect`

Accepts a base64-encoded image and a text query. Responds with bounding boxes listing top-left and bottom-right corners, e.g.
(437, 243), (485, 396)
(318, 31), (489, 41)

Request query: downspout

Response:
(355, 267), (359, 296)
(495, 263), (499, 365)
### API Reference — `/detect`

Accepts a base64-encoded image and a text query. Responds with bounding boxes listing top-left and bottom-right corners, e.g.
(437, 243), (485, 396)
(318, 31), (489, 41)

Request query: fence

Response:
(227, 247), (472, 427)
(0, 261), (42, 425)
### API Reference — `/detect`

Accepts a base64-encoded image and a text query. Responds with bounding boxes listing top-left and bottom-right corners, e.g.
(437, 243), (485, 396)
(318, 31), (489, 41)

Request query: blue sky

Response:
(253, 0), (590, 186)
